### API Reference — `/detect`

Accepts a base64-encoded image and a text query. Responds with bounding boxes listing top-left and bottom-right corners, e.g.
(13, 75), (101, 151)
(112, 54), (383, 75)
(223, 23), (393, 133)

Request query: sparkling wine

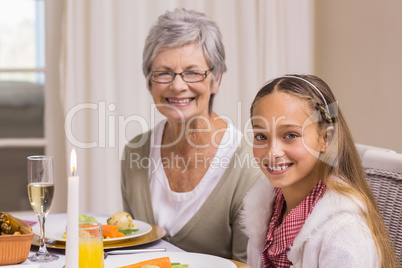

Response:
(27, 155), (59, 262)
(27, 183), (55, 215)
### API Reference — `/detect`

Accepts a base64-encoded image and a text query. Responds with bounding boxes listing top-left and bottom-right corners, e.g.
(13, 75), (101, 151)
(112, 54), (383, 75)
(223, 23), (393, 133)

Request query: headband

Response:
(282, 75), (330, 113)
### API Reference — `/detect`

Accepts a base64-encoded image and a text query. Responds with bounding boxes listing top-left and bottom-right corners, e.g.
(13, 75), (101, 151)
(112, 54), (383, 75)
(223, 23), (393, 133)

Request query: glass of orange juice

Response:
(79, 222), (104, 268)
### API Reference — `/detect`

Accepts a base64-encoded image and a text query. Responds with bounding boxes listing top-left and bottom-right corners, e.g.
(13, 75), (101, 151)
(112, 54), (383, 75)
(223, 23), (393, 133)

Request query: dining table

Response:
(5, 211), (252, 268)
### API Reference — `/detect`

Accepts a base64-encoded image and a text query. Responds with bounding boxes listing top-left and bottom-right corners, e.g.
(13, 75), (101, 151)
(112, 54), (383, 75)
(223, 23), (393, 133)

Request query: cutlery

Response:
(106, 248), (166, 255)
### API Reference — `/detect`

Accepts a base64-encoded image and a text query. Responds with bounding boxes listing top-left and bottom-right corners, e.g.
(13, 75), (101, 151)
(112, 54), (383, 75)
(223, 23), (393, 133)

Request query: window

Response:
(0, 0), (46, 211)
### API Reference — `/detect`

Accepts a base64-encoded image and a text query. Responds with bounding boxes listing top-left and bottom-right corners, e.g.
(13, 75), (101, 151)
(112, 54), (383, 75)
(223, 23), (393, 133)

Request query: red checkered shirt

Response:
(261, 180), (326, 268)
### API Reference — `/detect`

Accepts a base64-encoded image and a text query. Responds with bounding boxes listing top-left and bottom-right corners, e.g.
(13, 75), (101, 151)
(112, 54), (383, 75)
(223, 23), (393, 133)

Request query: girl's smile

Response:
(265, 163), (293, 174)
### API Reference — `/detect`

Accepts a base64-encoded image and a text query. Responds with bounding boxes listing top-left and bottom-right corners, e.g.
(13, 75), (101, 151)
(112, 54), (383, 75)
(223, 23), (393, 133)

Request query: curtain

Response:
(61, 0), (314, 214)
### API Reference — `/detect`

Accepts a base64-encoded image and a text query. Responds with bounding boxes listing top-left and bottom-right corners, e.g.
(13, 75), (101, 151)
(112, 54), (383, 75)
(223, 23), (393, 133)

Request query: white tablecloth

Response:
(5, 211), (184, 268)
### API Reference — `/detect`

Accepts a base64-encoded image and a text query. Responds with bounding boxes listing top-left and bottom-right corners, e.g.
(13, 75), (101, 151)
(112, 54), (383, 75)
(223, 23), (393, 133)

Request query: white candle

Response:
(65, 148), (79, 268)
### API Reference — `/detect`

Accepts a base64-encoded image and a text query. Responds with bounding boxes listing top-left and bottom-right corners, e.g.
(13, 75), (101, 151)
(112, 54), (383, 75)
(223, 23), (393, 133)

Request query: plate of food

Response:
(32, 212), (152, 243)
(110, 252), (237, 268)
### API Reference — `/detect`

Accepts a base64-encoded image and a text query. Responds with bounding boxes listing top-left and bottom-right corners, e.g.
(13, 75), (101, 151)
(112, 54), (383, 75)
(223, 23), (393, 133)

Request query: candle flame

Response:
(70, 148), (77, 175)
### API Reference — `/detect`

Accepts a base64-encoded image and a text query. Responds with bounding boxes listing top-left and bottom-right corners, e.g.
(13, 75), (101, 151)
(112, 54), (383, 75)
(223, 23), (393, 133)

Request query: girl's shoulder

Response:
(314, 181), (367, 220)
(288, 181), (378, 267)
(292, 179), (370, 245)
(323, 176), (368, 213)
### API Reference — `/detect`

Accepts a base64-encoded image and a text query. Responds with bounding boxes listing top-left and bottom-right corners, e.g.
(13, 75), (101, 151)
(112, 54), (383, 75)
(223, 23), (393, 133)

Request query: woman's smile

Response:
(165, 97), (195, 106)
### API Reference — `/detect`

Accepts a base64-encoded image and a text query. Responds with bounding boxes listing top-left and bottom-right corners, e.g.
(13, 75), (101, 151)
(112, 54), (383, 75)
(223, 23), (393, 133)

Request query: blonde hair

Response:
(251, 74), (397, 268)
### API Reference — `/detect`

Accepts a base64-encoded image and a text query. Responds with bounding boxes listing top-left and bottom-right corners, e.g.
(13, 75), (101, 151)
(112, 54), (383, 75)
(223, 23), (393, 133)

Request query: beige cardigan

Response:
(121, 130), (264, 262)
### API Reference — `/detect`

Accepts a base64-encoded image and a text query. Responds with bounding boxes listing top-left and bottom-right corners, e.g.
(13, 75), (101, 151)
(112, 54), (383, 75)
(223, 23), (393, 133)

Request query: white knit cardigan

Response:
(240, 179), (380, 268)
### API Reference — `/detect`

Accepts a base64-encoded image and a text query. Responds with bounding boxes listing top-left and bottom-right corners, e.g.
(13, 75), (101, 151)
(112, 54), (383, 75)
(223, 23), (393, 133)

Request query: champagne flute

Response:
(27, 155), (59, 262)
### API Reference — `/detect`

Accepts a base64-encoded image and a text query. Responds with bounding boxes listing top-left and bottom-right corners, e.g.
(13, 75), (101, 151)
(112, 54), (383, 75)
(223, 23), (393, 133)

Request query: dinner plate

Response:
(32, 223), (166, 249)
(108, 252), (237, 268)
(32, 214), (152, 243)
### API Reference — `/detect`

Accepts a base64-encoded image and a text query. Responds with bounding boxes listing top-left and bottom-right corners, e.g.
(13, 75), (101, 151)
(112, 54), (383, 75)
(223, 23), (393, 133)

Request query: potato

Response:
(107, 211), (133, 230)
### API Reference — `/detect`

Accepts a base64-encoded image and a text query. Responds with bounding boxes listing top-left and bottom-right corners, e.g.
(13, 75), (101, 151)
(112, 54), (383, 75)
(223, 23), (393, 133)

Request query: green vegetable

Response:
(87, 216), (97, 222)
(79, 214), (98, 223)
(119, 228), (139, 235)
(119, 229), (132, 235)
(79, 214), (87, 222)
(171, 264), (189, 268)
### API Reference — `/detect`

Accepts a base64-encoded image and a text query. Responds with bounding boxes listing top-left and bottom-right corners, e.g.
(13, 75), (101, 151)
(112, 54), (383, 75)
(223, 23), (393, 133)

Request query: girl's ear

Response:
(320, 125), (335, 153)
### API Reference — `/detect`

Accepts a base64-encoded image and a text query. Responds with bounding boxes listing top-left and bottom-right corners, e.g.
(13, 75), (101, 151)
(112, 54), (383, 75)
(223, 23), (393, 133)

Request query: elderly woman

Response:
(121, 9), (264, 262)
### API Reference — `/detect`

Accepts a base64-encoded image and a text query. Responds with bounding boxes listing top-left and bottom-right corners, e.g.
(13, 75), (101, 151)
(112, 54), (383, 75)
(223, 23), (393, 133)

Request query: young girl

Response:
(241, 74), (396, 268)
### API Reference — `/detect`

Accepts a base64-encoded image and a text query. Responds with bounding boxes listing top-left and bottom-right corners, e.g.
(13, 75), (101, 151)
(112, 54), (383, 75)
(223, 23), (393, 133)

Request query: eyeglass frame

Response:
(150, 68), (214, 84)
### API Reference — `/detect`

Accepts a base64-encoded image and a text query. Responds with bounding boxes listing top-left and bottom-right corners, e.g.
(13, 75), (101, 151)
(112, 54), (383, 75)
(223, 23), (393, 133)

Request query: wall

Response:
(315, 0), (402, 153)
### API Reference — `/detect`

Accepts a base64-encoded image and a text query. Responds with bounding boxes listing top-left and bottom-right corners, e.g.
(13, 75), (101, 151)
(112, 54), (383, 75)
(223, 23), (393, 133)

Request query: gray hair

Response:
(143, 8), (227, 91)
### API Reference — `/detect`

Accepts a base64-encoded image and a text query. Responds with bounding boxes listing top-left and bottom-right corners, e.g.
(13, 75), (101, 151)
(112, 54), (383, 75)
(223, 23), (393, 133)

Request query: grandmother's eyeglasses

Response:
(151, 68), (213, 84)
